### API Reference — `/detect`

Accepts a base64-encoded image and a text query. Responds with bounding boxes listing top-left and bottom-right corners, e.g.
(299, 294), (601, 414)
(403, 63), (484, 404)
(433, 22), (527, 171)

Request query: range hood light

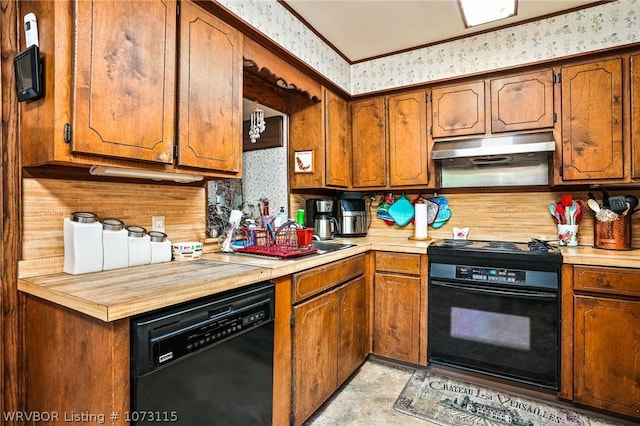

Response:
(89, 166), (204, 183)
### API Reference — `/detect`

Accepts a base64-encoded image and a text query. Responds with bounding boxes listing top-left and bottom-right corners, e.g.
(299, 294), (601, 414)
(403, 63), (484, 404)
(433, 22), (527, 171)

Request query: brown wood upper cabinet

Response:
(351, 90), (432, 189)
(289, 88), (349, 189)
(351, 97), (387, 188)
(20, 0), (242, 177)
(177, 0), (242, 173)
(431, 80), (485, 138)
(560, 58), (623, 181)
(631, 54), (640, 179)
(432, 70), (555, 139)
(490, 70), (555, 133)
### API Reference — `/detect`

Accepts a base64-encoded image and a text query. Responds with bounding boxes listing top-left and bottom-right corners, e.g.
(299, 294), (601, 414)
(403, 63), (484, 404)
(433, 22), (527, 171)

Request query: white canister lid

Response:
(148, 231), (167, 242)
(71, 211), (98, 223)
(127, 225), (147, 238)
(102, 218), (124, 231)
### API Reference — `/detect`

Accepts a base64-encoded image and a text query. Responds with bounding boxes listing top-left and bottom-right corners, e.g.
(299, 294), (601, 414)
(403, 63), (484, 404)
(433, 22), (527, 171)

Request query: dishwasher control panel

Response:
(153, 303), (271, 366)
(131, 282), (275, 376)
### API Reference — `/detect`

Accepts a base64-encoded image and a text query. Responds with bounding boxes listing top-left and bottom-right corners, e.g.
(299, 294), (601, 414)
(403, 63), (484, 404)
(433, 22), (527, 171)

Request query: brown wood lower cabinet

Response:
(571, 265), (640, 419)
(23, 295), (130, 424)
(291, 254), (367, 426)
(372, 251), (426, 365)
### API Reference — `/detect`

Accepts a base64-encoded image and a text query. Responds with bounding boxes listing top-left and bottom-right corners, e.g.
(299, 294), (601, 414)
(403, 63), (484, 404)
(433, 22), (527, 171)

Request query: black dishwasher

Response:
(131, 282), (275, 425)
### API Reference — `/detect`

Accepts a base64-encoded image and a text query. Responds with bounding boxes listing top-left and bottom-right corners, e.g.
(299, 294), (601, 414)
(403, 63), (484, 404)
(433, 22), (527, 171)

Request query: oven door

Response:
(428, 280), (559, 390)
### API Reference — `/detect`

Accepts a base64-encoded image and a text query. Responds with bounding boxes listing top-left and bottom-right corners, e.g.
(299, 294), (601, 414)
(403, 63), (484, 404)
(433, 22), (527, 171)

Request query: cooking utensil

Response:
(601, 189), (612, 208)
(607, 195), (628, 214)
(587, 199), (601, 213)
(625, 195), (639, 214)
(567, 201), (578, 225)
(549, 202), (560, 224)
(555, 203), (565, 224)
(560, 194), (573, 224)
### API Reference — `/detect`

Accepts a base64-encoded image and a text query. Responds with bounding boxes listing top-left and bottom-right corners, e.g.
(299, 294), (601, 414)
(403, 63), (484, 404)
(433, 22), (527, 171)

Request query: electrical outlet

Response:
(152, 216), (165, 233)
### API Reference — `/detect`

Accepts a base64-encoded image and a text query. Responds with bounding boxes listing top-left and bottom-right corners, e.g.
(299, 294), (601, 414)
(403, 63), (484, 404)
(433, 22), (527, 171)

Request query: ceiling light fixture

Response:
(248, 101), (266, 143)
(459, 0), (517, 27)
(89, 166), (204, 183)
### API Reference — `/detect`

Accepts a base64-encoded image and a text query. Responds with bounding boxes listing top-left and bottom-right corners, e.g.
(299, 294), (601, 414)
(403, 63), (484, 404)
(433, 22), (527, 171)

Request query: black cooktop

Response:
(428, 239), (562, 258)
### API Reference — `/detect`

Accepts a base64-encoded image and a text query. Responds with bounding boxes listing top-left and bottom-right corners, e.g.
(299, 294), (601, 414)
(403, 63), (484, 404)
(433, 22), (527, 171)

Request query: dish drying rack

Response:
(236, 227), (318, 259)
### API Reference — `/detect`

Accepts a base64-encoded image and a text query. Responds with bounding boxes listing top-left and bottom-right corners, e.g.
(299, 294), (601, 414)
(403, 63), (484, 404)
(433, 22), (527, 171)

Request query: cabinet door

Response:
(561, 58), (623, 180)
(373, 272), (421, 363)
(387, 91), (430, 186)
(632, 55), (640, 179)
(574, 295), (640, 418)
(293, 291), (338, 425)
(337, 276), (367, 384)
(325, 90), (350, 187)
(491, 70), (555, 133)
(177, 1), (242, 173)
(351, 97), (387, 188)
(73, 1), (176, 163)
(431, 81), (485, 138)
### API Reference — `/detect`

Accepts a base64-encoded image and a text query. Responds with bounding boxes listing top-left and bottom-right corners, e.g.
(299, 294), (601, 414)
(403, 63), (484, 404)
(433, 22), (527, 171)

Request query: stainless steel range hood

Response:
(431, 132), (556, 164)
(432, 132), (556, 188)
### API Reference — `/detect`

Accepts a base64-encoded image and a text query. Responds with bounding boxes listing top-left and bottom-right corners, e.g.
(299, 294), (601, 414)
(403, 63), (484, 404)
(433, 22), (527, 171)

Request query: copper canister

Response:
(594, 215), (632, 250)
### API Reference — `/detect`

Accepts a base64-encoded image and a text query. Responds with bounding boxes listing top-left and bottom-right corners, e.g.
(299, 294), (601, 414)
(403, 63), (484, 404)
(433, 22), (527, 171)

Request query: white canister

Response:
(149, 231), (172, 264)
(102, 218), (129, 271)
(127, 225), (151, 267)
(63, 212), (104, 275)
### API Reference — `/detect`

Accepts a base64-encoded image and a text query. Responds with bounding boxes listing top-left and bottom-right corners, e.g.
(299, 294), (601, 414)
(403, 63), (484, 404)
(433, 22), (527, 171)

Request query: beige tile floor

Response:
(305, 359), (437, 426)
(304, 358), (634, 426)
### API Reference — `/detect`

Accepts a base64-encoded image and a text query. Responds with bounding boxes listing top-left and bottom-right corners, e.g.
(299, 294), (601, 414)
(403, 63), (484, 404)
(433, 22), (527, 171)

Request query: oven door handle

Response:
(431, 280), (558, 301)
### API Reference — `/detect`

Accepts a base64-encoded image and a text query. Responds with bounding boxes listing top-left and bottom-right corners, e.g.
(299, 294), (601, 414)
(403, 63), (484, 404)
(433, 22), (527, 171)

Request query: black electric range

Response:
(427, 238), (562, 265)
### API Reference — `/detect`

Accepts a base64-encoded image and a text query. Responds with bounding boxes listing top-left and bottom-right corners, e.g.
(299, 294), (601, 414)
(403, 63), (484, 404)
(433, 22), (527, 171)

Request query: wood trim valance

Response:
(243, 37), (322, 103)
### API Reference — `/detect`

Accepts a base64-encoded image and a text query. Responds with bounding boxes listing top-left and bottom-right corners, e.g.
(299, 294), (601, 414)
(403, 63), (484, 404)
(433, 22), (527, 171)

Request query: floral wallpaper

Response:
(219, 0), (639, 95)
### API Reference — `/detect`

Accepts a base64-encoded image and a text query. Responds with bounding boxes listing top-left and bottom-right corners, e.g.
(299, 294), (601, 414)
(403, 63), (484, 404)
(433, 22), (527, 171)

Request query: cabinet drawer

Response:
(292, 254), (365, 303)
(375, 252), (421, 275)
(574, 266), (640, 297)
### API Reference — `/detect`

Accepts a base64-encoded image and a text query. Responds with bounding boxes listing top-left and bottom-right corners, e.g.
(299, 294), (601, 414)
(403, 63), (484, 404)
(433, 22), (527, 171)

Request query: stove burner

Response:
(528, 239), (553, 252)
(485, 241), (519, 251)
(440, 239), (471, 247)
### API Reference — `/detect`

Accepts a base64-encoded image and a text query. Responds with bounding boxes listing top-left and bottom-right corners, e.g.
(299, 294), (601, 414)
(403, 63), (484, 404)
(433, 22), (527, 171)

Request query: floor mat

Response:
(393, 369), (627, 426)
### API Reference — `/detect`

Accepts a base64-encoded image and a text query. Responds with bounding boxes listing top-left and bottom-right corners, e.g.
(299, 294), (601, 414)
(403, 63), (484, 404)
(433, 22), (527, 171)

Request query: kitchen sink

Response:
(311, 241), (356, 254)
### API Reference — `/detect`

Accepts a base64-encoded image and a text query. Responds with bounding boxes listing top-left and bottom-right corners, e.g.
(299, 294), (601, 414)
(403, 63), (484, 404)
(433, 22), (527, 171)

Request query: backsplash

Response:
(292, 191), (640, 248)
(20, 178), (206, 278)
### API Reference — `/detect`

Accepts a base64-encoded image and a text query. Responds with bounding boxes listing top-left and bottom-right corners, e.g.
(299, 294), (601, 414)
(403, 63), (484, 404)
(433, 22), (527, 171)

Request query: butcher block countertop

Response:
(17, 235), (640, 322)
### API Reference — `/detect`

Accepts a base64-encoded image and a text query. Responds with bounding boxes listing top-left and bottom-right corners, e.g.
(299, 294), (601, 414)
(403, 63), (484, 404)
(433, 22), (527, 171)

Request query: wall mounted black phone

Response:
(14, 44), (43, 102)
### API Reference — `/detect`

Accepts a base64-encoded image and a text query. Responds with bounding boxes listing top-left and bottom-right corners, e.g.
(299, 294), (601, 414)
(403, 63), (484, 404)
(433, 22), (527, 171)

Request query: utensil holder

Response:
(594, 215), (632, 250)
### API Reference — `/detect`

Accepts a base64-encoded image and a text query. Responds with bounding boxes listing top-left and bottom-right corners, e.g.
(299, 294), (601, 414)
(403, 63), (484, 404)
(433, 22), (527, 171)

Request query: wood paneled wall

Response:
(292, 191), (640, 247)
(20, 179), (207, 277)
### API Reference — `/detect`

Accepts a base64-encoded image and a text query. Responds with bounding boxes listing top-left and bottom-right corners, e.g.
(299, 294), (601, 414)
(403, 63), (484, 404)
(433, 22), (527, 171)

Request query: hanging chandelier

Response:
(248, 101), (266, 143)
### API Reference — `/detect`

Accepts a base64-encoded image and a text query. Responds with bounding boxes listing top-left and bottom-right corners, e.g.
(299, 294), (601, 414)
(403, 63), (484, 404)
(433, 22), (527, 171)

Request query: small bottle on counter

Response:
(127, 225), (151, 267)
(149, 231), (172, 264)
(274, 207), (288, 228)
(63, 211), (104, 275)
(102, 218), (129, 271)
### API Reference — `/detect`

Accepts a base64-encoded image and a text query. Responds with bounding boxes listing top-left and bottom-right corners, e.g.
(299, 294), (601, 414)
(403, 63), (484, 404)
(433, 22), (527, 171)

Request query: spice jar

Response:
(102, 218), (129, 271)
(63, 212), (104, 275)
